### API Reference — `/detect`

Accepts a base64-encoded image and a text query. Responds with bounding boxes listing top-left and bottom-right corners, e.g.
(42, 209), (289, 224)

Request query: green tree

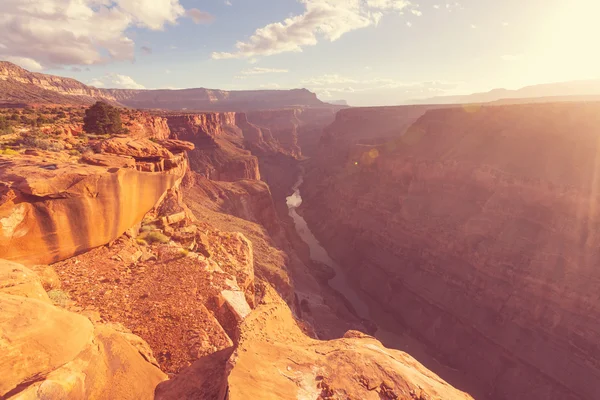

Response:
(83, 101), (123, 134)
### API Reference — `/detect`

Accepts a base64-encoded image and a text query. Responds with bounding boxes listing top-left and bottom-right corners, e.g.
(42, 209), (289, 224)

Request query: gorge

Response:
(1, 62), (600, 400)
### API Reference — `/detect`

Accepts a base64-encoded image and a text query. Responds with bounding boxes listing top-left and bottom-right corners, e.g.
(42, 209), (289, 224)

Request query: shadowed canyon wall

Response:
(301, 102), (600, 400)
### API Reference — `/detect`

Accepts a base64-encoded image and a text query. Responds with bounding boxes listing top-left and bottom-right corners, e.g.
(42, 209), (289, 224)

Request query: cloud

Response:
(186, 8), (215, 24)
(302, 74), (463, 98)
(88, 73), (146, 89)
(433, 4), (440, 9)
(470, 24), (477, 29)
(4, 56), (43, 71)
(212, 0), (417, 60)
(241, 67), (289, 75)
(71, 66), (82, 72)
(0, 0), (185, 69)
(141, 46), (153, 54)
(225, 0), (232, 5)
(411, 9), (422, 16)
(406, 21), (412, 27)
(502, 22), (509, 27)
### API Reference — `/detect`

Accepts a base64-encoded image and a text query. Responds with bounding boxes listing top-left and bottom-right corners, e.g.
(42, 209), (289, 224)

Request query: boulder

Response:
(0, 259), (167, 399)
(95, 137), (173, 159)
(82, 152), (136, 168)
(158, 139), (195, 153)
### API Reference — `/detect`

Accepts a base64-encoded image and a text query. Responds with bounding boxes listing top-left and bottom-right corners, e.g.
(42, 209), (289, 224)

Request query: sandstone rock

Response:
(0, 154), (187, 265)
(158, 139), (195, 153)
(0, 259), (166, 399)
(82, 152), (136, 168)
(0, 259), (50, 303)
(95, 137), (174, 159)
(0, 293), (94, 396)
(218, 290), (252, 322)
(226, 287), (473, 400)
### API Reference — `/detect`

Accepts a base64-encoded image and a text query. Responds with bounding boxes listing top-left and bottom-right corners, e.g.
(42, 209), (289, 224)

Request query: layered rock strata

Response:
(302, 102), (600, 400)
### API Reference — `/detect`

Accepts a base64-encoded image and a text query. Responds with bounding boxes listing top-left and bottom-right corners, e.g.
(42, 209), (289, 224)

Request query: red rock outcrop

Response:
(166, 113), (261, 181)
(224, 286), (474, 400)
(0, 144), (188, 265)
(124, 112), (171, 140)
(302, 102), (600, 400)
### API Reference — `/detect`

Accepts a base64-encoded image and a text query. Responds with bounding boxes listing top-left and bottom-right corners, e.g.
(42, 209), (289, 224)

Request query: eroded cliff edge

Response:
(0, 108), (473, 400)
(301, 102), (600, 400)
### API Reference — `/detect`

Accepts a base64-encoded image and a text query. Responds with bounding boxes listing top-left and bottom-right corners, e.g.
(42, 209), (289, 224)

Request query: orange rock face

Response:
(166, 113), (261, 181)
(226, 287), (473, 400)
(0, 153), (187, 265)
(302, 102), (600, 400)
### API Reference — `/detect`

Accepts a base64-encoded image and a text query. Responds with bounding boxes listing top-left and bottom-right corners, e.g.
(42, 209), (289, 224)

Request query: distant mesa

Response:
(408, 79), (600, 105)
(0, 61), (330, 111)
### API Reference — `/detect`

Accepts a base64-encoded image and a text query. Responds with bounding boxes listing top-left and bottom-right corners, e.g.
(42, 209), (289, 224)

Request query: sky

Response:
(1, 0), (599, 106)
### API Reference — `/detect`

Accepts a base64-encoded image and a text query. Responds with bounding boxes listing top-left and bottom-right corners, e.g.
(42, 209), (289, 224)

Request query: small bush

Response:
(136, 238), (148, 246)
(0, 148), (19, 156)
(47, 289), (71, 307)
(139, 231), (170, 245)
(20, 135), (65, 152)
(140, 224), (157, 233)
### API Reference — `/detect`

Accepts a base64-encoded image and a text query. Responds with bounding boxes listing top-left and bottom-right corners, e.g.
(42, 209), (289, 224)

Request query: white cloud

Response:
(406, 21), (412, 27)
(88, 73), (145, 89)
(186, 8), (215, 24)
(502, 22), (509, 27)
(433, 4), (440, 9)
(470, 24), (477, 29)
(212, 0), (417, 60)
(4, 56), (43, 71)
(411, 9), (422, 16)
(225, 0), (232, 5)
(241, 67), (289, 75)
(0, 0), (185, 68)
(302, 74), (463, 98)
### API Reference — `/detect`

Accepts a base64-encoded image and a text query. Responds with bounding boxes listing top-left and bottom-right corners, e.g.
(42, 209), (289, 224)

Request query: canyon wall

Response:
(166, 113), (261, 181)
(302, 102), (600, 400)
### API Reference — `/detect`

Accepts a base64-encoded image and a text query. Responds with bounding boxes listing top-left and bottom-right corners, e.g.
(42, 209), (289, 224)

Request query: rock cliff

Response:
(0, 139), (190, 265)
(166, 113), (261, 181)
(0, 106), (474, 400)
(302, 102), (600, 400)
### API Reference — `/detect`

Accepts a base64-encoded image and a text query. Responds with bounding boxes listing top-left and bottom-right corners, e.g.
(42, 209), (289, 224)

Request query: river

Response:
(286, 174), (407, 346)
(285, 173), (474, 395)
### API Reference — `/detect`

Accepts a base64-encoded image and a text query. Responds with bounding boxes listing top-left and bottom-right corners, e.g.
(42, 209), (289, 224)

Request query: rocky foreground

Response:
(0, 104), (471, 400)
(302, 102), (600, 400)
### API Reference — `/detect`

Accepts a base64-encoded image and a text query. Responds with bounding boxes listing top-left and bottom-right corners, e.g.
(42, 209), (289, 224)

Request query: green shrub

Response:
(83, 101), (124, 134)
(139, 231), (170, 245)
(20, 135), (65, 152)
(140, 224), (157, 233)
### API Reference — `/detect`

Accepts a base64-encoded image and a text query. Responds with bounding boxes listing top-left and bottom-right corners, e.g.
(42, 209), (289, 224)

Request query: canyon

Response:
(2, 62), (600, 400)
(301, 102), (600, 400)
